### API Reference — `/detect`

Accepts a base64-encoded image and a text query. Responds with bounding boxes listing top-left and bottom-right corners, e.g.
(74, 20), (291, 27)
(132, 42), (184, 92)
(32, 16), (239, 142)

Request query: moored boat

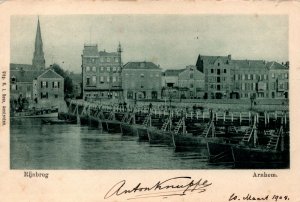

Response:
(231, 122), (289, 168)
(11, 107), (59, 118)
(42, 119), (77, 125)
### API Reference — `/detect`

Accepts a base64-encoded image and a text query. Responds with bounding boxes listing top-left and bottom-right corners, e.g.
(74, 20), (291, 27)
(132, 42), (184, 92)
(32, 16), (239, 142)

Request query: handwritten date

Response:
(229, 193), (290, 201)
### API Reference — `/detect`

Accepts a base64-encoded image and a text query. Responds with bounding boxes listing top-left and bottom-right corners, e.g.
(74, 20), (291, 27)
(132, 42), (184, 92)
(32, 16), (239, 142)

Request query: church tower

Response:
(32, 18), (45, 70)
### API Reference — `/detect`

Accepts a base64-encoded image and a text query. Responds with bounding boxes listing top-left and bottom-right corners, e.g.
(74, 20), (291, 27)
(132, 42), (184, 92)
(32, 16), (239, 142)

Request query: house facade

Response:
(82, 43), (123, 101)
(122, 62), (162, 100)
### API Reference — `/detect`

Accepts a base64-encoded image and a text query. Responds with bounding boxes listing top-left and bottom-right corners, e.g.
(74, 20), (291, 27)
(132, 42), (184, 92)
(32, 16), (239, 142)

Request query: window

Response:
(92, 66), (96, 72)
(11, 77), (16, 83)
(41, 81), (48, 88)
(92, 75), (96, 84)
(217, 69), (220, 75)
(107, 67), (110, 72)
(54, 94), (58, 98)
(272, 73), (275, 78)
(113, 66), (116, 72)
(101, 66), (104, 71)
(211, 69), (214, 74)
(53, 81), (58, 88)
(107, 77), (110, 82)
(156, 74), (159, 77)
(242, 75), (245, 80)
(113, 76), (116, 82)
(285, 73), (288, 79)
(41, 92), (48, 99)
(224, 69), (226, 74)
(12, 84), (17, 90)
(190, 83), (193, 88)
(115, 57), (118, 62)
(91, 58), (95, 63)
(107, 57), (110, 62)
(100, 76), (104, 83)
(86, 77), (90, 85)
(190, 73), (193, 79)
(140, 73), (144, 78)
(248, 74), (251, 80)
(100, 57), (104, 62)
(218, 63), (220, 66)
(86, 66), (90, 72)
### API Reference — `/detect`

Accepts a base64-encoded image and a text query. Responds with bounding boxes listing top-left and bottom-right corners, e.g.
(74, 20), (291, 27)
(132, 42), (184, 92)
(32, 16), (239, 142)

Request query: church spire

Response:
(32, 17), (45, 70)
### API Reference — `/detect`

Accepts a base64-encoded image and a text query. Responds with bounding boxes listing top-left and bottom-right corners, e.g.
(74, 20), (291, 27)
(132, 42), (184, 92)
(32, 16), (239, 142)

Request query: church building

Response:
(10, 18), (64, 109)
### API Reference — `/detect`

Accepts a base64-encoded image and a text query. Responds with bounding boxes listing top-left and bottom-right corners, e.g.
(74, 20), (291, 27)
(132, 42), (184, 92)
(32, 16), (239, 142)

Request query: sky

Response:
(10, 15), (288, 73)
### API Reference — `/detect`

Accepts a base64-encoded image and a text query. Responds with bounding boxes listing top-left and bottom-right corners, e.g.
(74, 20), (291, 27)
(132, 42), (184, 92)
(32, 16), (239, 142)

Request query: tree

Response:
(51, 63), (74, 97)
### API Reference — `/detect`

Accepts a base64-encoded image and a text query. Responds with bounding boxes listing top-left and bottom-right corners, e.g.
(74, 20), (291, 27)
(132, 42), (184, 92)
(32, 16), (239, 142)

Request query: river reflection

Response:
(10, 118), (230, 169)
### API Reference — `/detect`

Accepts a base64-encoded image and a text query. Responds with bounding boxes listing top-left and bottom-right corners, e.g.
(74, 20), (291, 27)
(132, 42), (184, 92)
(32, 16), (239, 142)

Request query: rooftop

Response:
(123, 62), (160, 70)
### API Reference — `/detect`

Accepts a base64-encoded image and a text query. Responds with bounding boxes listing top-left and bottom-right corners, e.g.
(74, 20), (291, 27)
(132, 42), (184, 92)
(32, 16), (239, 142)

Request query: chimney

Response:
(228, 54), (231, 60)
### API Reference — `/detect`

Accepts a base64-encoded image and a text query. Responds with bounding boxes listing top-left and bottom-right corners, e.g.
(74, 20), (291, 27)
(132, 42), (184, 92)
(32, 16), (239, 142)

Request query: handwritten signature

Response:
(104, 176), (212, 200)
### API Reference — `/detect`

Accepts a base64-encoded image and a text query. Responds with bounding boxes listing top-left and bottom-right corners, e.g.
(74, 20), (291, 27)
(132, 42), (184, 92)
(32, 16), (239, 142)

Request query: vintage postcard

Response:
(0, 1), (300, 202)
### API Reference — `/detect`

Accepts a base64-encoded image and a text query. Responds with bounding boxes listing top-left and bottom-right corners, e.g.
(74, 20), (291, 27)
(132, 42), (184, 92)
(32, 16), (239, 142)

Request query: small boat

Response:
(104, 120), (122, 133)
(42, 119), (76, 125)
(231, 120), (289, 168)
(11, 107), (59, 118)
(148, 117), (186, 146)
(120, 113), (137, 136)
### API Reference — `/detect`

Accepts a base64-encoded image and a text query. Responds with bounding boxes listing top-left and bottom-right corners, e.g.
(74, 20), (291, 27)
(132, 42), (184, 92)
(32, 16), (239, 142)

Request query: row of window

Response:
(271, 72), (288, 79)
(208, 68), (227, 74)
(124, 73), (160, 77)
(40, 92), (59, 99)
(207, 76), (227, 83)
(41, 81), (60, 88)
(85, 57), (119, 63)
(234, 74), (268, 81)
(85, 92), (119, 98)
(85, 66), (120, 72)
(86, 76), (120, 85)
(209, 84), (229, 90)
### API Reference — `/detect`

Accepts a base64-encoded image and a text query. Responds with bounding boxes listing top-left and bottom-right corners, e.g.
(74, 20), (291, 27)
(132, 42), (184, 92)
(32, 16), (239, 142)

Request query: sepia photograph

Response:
(10, 15), (289, 170)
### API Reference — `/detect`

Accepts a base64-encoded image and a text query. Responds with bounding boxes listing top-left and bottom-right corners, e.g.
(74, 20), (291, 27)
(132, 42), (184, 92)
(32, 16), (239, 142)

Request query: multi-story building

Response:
(232, 60), (269, 99)
(37, 69), (64, 104)
(178, 65), (205, 99)
(196, 55), (234, 99)
(196, 54), (289, 99)
(267, 62), (289, 99)
(82, 43), (122, 101)
(122, 62), (162, 100)
(161, 65), (205, 99)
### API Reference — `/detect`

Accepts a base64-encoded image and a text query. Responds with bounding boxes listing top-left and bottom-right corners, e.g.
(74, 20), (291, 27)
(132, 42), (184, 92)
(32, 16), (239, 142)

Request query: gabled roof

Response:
(233, 60), (268, 70)
(199, 55), (231, 65)
(10, 70), (44, 82)
(38, 69), (63, 79)
(164, 69), (185, 76)
(266, 61), (288, 70)
(123, 62), (160, 70)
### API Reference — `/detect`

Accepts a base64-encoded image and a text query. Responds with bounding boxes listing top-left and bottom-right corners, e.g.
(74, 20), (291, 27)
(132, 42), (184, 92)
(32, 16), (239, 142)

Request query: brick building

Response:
(82, 43), (122, 101)
(178, 65), (205, 99)
(122, 62), (162, 100)
(196, 55), (234, 99)
(37, 69), (64, 104)
(196, 54), (289, 99)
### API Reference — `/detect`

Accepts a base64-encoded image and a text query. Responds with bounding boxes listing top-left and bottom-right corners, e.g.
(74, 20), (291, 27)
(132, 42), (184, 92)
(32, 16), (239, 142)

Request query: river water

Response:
(10, 118), (230, 169)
